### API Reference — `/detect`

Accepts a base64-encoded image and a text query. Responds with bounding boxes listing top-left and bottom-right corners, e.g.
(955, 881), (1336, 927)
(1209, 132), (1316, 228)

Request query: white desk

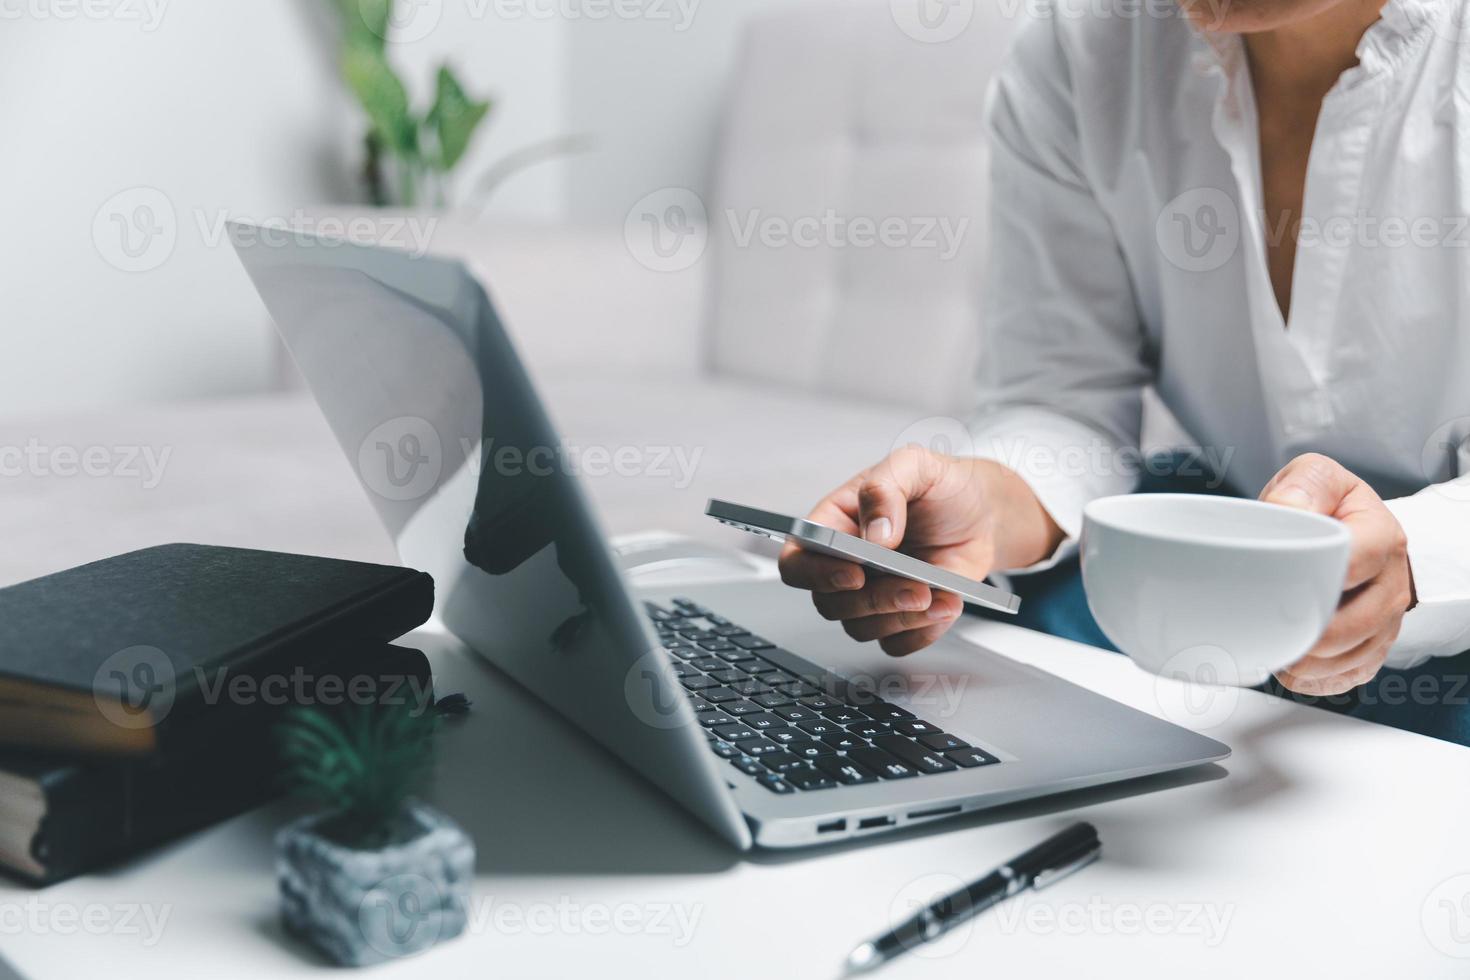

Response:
(3, 618), (1469, 978)
(3, 396), (1470, 977)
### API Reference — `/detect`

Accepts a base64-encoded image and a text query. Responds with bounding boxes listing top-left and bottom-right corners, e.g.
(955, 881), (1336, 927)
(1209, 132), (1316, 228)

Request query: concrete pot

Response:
(277, 801), (474, 966)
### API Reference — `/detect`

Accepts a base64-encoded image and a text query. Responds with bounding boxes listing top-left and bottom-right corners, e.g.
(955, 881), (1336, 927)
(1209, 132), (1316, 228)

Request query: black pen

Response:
(845, 822), (1101, 973)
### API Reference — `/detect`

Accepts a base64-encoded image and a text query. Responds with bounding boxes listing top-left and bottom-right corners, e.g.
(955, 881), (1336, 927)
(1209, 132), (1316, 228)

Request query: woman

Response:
(779, 0), (1470, 735)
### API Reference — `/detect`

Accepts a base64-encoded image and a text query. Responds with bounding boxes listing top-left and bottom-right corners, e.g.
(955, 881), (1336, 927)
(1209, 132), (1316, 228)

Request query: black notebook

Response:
(0, 643), (434, 885)
(0, 543), (434, 756)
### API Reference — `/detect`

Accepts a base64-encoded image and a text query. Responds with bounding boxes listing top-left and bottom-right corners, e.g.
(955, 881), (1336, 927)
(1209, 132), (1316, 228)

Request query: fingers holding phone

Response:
(775, 446), (1063, 656)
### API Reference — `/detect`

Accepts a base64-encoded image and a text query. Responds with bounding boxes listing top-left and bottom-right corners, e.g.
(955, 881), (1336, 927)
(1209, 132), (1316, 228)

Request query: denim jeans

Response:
(974, 452), (1470, 749)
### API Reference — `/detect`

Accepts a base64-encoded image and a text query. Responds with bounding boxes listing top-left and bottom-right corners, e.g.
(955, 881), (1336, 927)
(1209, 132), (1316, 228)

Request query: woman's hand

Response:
(777, 446), (1063, 656)
(1260, 453), (1416, 695)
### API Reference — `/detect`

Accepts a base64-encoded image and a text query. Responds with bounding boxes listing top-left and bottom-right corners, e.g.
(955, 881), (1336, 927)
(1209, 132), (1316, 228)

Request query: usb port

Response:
(858, 816), (895, 830)
(908, 805), (962, 820)
(817, 819), (846, 834)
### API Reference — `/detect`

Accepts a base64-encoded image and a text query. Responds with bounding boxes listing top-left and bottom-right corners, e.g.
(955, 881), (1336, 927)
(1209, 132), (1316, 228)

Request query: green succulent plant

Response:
(276, 701), (448, 848)
(332, 0), (492, 207)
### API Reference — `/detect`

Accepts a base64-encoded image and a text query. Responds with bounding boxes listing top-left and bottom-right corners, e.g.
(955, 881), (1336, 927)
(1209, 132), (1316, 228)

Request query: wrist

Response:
(973, 459), (1067, 570)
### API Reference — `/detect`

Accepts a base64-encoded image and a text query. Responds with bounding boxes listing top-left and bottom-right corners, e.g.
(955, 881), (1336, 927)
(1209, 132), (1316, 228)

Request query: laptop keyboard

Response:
(645, 598), (1000, 795)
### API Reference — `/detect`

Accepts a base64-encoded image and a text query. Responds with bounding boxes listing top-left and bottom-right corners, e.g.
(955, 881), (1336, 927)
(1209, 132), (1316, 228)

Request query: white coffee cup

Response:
(1080, 494), (1352, 686)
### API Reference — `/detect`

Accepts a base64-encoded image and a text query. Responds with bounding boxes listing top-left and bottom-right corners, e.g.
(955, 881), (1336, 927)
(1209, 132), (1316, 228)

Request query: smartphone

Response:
(705, 498), (1020, 614)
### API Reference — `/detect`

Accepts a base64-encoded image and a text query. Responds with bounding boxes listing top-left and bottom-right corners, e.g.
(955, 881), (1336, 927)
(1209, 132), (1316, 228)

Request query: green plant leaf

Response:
(275, 701), (440, 844)
(342, 38), (418, 159)
(426, 65), (491, 172)
(334, 0), (391, 49)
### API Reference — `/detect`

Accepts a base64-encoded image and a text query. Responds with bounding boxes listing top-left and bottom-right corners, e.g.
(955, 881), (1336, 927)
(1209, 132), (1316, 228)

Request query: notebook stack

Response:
(0, 544), (436, 885)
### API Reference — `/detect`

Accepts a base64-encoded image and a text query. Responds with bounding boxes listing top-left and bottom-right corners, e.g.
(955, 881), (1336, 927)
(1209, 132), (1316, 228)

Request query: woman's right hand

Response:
(777, 446), (1064, 656)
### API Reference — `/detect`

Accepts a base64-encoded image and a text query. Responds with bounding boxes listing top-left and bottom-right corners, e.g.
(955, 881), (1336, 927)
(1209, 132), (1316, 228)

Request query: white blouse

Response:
(972, 0), (1470, 667)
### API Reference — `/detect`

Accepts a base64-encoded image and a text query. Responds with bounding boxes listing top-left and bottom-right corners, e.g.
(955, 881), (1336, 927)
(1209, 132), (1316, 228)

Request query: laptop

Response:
(229, 225), (1229, 850)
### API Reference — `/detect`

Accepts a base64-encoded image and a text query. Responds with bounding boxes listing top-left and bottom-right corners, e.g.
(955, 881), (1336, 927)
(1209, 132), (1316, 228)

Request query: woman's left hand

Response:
(1260, 453), (1416, 696)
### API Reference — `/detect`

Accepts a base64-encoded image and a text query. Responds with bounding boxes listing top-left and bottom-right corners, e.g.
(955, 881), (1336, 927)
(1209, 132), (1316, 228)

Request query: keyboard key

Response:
(709, 741), (739, 758)
(698, 640), (738, 652)
(698, 712), (730, 728)
(774, 681), (822, 698)
(824, 708), (866, 726)
(756, 773), (793, 794)
(861, 702), (916, 722)
(946, 747), (1000, 768)
(847, 720), (892, 739)
(741, 712), (787, 732)
(712, 723), (761, 742)
(784, 767), (838, 791)
(820, 731), (863, 751)
(766, 729), (802, 745)
(815, 756), (879, 785)
(919, 732), (969, 752)
(688, 696), (716, 713)
(801, 695), (841, 711)
(672, 598), (711, 615)
(750, 670), (793, 686)
(797, 719), (843, 737)
(665, 646), (702, 661)
(716, 649), (759, 663)
(761, 751), (807, 773)
(774, 705), (818, 723)
(644, 603), (676, 621)
(690, 658), (725, 672)
(679, 630), (718, 642)
(701, 687), (741, 704)
(713, 625), (748, 637)
(722, 700), (764, 716)
(729, 679), (771, 697)
(732, 635), (776, 650)
(670, 663), (698, 679)
(753, 692), (794, 709)
(731, 756), (765, 776)
(846, 746), (917, 780)
(743, 739), (783, 757)
(873, 735), (957, 774)
(784, 738), (835, 760)
(709, 668), (744, 684)
(894, 720), (942, 738)
(681, 676), (718, 691)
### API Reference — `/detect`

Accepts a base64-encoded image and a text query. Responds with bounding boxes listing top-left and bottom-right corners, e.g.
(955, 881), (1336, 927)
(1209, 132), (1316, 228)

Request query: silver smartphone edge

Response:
(706, 499), (1020, 614)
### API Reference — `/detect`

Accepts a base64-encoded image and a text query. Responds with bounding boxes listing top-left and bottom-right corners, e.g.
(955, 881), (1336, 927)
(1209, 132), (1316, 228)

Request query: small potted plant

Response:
(274, 700), (474, 966)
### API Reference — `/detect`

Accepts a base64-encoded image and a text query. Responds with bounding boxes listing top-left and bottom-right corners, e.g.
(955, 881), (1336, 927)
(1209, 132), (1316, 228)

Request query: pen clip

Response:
(1032, 843), (1101, 891)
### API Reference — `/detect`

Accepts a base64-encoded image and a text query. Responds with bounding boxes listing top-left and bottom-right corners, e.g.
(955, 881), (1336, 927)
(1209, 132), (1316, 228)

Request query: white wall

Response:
(0, 0), (566, 416)
(561, 0), (815, 224)
(0, 0), (826, 415)
(0, 2), (350, 414)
